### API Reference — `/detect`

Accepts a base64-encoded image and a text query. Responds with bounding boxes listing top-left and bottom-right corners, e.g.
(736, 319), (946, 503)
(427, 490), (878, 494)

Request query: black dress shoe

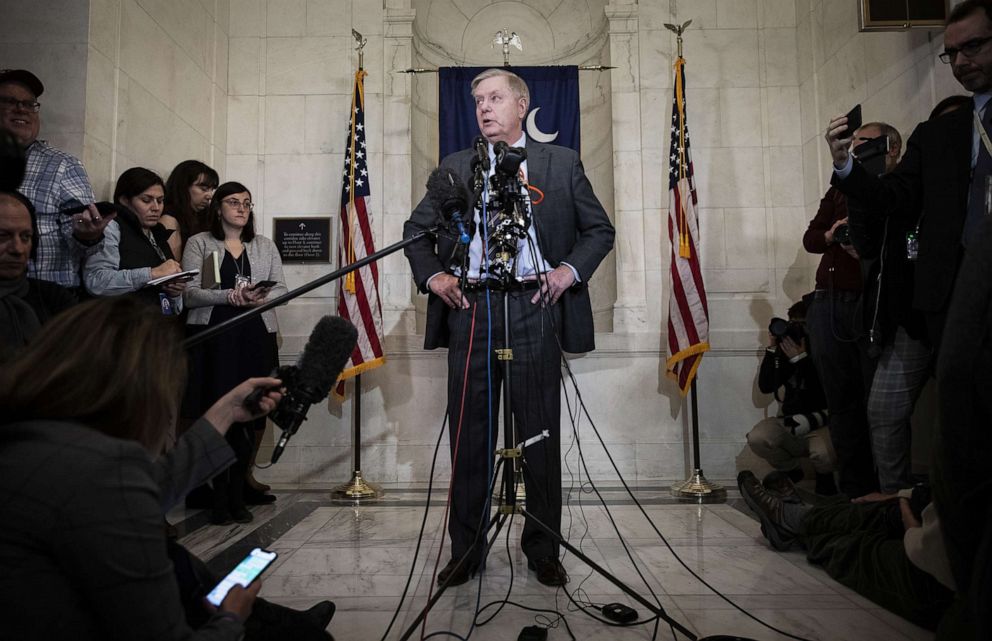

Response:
(231, 506), (254, 524)
(437, 557), (479, 587)
(209, 508), (233, 525)
(762, 470), (802, 504)
(244, 484), (277, 505)
(527, 556), (569, 586)
(738, 471), (798, 551)
(305, 600), (336, 629)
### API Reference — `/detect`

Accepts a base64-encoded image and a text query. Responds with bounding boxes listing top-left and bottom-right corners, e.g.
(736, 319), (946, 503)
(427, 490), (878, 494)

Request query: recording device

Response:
(473, 135), (490, 174)
(244, 316), (358, 464)
(205, 547), (278, 607)
(837, 103), (862, 139)
(426, 167), (473, 245)
(0, 129), (25, 191)
(783, 410), (827, 437)
(602, 602), (639, 623)
(768, 316), (804, 343)
(908, 483), (931, 523)
(517, 626), (548, 641)
(482, 141), (531, 283)
(60, 201), (121, 218)
(832, 223), (852, 245)
(853, 134), (890, 176)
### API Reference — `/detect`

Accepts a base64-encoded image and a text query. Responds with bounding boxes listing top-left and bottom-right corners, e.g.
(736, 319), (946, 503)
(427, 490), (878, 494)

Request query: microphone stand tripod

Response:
(397, 174), (697, 641)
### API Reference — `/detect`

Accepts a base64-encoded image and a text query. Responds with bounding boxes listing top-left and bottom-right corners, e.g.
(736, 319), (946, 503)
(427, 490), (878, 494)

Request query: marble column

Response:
(605, 1), (648, 334)
(383, 2), (417, 335)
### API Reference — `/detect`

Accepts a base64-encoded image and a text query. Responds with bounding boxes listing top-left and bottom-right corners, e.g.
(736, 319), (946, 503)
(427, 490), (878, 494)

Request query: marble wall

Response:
(83, 0), (231, 198)
(3, 1), (960, 486)
(0, 0), (90, 157)
(248, 0), (817, 487)
(797, 0), (956, 222)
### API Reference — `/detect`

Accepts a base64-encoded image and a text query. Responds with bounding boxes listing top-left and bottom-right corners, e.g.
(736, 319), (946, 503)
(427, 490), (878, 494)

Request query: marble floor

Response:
(167, 485), (933, 641)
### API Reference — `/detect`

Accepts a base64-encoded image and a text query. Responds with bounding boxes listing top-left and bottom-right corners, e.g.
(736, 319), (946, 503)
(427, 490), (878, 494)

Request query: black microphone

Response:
(473, 135), (490, 173)
(426, 167), (473, 244)
(268, 316), (358, 463)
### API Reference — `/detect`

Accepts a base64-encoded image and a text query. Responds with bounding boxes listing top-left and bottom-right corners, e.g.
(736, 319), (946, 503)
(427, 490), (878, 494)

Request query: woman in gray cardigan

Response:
(181, 181), (287, 525)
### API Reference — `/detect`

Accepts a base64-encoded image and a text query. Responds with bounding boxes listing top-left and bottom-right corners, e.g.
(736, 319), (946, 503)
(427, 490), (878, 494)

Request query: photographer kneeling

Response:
(747, 297), (838, 496)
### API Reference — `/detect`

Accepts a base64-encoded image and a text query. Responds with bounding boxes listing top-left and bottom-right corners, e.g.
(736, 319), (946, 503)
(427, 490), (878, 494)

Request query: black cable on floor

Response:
(556, 353), (814, 641)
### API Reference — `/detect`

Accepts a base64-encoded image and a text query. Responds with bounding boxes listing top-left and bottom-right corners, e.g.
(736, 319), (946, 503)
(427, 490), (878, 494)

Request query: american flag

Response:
(666, 57), (710, 396)
(336, 69), (385, 395)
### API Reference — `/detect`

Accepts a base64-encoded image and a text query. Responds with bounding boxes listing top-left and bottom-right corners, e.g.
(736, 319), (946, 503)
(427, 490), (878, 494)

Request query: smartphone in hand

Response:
(205, 547), (278, 607)
(250, 280), (277, 290)
(838, 104), (862, 140)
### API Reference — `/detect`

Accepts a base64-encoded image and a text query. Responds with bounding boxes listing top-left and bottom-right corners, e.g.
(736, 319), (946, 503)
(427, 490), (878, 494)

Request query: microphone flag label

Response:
(438, 66), (580, 159)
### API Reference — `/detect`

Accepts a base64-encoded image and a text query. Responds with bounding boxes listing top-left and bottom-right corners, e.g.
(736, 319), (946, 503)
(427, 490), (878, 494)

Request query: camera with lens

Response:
(768, 316), (805, 343)
(832, 222), (851, 245)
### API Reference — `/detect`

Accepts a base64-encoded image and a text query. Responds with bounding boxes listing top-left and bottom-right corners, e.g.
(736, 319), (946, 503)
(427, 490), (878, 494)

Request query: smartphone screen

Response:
(205, 547), (278, 607)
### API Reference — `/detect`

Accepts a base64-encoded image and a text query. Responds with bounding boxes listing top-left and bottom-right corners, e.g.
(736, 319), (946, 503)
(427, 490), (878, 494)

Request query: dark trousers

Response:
(211, 422), (256, 513)
(806, 291), (877, 497)
(800, 501), (953, 631)
(445, 289), (562, 564)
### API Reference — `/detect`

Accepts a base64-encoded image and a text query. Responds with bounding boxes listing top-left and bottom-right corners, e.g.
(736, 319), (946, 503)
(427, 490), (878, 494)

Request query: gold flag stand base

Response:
(331, 470), (383, 503)
(671, 468), (727, 503)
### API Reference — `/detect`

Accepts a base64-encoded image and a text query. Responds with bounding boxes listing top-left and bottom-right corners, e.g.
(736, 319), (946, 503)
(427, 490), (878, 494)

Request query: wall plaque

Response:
(273, 217), (331, 263)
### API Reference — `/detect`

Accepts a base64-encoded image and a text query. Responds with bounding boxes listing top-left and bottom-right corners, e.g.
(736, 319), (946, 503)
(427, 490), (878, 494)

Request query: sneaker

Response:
(738, 471), (799, 551)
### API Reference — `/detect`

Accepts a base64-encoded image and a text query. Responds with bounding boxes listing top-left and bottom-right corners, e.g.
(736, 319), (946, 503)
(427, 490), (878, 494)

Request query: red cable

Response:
(422, 300), (478, 639)
(527, 183), (545, 205)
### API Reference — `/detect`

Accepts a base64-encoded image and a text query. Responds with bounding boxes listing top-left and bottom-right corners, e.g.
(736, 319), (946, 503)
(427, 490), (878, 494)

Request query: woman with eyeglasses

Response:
(181, 181), (287, 525)
(83, 167), (186, 312)
(162, 160), (219, 259)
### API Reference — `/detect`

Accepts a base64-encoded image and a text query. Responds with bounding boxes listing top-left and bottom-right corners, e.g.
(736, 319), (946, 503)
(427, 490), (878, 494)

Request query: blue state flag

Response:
(438, 66), (580, 159)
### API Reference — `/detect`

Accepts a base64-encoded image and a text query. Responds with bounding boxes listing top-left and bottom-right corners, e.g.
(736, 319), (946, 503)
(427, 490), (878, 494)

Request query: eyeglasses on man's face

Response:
(0, 96), (40, 113)
(939, 35), (992, 63)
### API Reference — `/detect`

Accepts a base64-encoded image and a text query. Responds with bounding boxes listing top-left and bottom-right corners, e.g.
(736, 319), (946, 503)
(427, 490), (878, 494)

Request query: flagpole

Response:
(664, 20), (725, 502)
(333, 29), (382, 503)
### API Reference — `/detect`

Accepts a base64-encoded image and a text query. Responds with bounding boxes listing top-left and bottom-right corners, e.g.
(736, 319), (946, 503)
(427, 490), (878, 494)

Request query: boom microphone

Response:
(268, 316), (358, 463)
(426, 167), (473, 244)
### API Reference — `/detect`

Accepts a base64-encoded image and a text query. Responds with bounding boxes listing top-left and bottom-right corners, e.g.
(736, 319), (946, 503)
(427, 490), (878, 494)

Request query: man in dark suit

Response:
(824, 0), (992, 353)
(403, 68), (614, 587)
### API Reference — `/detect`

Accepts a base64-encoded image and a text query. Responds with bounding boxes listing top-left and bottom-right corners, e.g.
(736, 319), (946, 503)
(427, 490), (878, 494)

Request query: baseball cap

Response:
(0, 69), (44, 97)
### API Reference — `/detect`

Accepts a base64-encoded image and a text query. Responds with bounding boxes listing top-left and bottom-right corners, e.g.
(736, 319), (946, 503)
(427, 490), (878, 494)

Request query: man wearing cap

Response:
(0, 69), (111, 293)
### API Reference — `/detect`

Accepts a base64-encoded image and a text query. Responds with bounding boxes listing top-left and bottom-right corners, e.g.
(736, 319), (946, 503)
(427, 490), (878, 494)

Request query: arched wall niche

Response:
(408, 0), (617, 332)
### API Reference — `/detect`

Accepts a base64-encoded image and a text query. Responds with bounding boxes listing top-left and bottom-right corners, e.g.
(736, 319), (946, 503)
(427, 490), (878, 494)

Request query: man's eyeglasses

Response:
(221, 198), (253, 211)
(0, 96), (40, 113)
(939, 35), (992, 63)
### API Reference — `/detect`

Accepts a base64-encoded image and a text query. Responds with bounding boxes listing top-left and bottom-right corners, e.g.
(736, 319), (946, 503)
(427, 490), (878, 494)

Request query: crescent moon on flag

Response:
(526, 108), (558, 143)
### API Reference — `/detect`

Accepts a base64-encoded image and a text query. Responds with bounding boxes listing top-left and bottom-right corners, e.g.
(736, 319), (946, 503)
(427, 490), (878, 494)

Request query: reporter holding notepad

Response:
(83, 167), (186, 313)
(181, 181), (287, 525)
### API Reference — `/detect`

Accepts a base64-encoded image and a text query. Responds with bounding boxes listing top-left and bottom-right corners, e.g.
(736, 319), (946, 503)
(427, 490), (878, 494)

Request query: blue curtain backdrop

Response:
(438, 66), (580, 159)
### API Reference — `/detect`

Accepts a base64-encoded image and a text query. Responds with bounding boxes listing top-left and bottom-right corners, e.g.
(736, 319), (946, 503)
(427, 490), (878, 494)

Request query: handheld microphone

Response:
(426, 167), (473, 244)
(473, 135), (490, 173)
(266, 316), (358, 463)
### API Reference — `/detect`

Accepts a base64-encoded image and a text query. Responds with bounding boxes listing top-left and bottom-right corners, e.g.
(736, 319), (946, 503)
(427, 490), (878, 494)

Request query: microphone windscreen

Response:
(296, 316), (359, 398)
(426, 167), (469, 217)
